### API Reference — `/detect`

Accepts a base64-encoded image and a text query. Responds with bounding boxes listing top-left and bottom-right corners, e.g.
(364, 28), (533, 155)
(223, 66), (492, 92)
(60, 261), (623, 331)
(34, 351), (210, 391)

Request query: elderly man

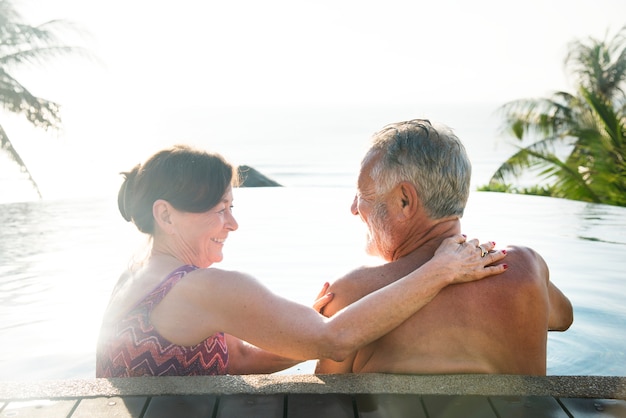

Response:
(316, 119), (573, 375)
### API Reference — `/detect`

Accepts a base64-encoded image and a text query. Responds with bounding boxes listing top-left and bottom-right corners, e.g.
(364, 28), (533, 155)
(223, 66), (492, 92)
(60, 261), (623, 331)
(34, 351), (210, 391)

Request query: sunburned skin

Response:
(316, 125), (572, 376)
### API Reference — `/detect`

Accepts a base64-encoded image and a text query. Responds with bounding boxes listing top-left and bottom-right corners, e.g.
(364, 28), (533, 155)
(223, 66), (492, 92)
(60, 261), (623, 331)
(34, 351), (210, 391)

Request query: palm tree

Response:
(0, 0), (88, 198)
(483, 26), (626, 207)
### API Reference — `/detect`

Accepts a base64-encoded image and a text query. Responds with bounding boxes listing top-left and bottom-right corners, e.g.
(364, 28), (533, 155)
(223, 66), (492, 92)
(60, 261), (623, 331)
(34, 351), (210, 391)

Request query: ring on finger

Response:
(478, 245), (488, 257)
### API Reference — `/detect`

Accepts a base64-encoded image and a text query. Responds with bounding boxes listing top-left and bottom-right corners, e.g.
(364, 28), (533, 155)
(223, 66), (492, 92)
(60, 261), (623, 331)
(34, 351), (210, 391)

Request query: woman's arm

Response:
(154, 235), (506, 363)
(224, 283), (333, 374)
(224, 334), (302, 374)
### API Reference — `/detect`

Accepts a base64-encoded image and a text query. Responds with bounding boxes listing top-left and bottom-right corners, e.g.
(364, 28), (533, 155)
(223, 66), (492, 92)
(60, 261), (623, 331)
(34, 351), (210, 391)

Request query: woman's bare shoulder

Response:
(171, 267), (268, 301)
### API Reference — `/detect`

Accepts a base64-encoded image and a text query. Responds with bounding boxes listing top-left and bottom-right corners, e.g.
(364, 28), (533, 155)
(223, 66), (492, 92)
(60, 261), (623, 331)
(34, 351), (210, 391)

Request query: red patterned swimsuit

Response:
(96, 265), (228, 377)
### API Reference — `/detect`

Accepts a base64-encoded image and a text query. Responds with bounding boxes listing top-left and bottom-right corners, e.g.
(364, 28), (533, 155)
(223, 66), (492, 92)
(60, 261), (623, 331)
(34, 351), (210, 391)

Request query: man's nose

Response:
(350, 195), (359, 215)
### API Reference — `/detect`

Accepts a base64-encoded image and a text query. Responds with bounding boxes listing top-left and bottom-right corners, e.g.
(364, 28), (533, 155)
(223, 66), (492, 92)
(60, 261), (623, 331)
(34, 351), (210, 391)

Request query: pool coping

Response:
(1, 374), (625, 400)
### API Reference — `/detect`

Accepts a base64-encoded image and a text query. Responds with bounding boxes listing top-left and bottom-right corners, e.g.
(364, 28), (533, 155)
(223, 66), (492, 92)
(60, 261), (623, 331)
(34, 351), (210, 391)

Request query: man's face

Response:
(351, 154), (396, 260)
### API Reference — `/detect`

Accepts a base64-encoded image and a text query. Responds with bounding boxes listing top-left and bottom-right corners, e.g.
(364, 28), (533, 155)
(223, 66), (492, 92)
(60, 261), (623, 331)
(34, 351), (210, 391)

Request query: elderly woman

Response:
(96, 145), (506, 377)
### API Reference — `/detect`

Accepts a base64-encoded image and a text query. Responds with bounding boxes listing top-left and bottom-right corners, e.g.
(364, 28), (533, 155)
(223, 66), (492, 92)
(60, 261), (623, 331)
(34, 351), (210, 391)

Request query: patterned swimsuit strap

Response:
(141, 264), (199, 309)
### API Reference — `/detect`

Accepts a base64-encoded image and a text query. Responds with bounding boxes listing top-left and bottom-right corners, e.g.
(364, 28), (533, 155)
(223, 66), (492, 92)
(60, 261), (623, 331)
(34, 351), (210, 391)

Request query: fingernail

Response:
(462, 234), (467, 238)
(491, 241), (496, 246)
(503, 264), (508, 269)
(501, 249), (507, 254)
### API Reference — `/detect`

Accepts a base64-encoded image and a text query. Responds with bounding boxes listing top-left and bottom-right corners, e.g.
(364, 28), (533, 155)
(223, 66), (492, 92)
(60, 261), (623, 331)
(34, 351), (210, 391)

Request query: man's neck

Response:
(389, 218), (462, 262)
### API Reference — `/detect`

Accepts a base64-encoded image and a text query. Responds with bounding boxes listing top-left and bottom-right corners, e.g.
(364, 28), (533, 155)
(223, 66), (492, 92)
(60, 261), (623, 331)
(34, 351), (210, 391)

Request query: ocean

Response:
(0, 103), (625, 380)
(1, 102), (519, 203)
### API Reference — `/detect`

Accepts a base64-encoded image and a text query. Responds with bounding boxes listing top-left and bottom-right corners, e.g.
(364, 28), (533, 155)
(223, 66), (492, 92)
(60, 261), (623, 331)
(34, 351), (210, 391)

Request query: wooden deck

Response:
(1, 374), (625, 417)
(2, 393), (626, 417)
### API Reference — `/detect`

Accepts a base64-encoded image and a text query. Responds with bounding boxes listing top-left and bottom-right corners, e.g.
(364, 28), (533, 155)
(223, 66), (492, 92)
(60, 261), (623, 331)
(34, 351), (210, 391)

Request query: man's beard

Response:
(366, 201), (394, 260)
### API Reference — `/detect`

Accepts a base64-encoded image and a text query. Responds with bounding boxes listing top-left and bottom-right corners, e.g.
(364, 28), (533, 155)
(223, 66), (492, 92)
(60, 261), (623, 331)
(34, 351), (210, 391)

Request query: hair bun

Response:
(118, 164), (141, 222)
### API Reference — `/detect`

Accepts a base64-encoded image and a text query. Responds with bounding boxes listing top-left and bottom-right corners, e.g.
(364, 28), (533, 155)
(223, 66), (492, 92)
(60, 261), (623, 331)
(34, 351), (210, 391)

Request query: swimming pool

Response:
(0, 188), (624, 380)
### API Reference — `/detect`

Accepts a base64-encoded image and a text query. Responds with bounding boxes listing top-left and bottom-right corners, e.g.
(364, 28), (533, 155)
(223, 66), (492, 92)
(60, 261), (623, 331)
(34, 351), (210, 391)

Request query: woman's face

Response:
(170, 186), (239, 267)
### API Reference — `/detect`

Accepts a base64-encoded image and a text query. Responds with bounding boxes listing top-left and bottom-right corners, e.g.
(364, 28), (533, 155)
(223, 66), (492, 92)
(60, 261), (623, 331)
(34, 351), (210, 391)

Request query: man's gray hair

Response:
(366, 119), (471, 219)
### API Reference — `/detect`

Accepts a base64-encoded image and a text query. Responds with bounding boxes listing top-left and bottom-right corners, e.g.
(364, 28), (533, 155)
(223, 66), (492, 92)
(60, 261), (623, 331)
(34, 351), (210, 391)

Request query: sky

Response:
(18, 0), (625, 106)
(2, 0), (625, 201)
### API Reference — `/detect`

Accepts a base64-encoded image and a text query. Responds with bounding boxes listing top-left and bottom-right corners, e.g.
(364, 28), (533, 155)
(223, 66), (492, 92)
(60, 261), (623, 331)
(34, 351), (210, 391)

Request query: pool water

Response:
(0, 188), (624, 380)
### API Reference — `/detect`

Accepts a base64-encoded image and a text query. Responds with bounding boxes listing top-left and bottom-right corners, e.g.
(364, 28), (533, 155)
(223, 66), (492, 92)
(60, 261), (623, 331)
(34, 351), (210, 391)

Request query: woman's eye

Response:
(218, 205), (233, 214)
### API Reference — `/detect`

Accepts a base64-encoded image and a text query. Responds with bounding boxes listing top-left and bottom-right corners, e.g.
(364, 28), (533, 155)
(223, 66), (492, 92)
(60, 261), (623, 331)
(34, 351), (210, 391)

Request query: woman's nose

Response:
(227, 212), (239, 231)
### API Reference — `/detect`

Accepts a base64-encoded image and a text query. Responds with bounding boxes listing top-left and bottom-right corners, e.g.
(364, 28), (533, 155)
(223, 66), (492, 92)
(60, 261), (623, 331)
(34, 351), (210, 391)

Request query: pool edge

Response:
(1, 374), (625, 400)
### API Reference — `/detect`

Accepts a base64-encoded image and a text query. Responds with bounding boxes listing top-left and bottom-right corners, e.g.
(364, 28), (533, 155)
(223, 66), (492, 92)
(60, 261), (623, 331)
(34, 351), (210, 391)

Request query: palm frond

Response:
(524, 148), (602, 203)
(0, 1), (94, 68)
(0, 123), (42, 197)
(566, 25), (626, 102)
(489, 26), (626, 206)
(0, 0), (94, 199)
(498, 93), (579, 141)
(581, 85), (624, 150)
(489, 135), (563, 182)
(0, 67), (62, 129)
(577, 87), (626, 205)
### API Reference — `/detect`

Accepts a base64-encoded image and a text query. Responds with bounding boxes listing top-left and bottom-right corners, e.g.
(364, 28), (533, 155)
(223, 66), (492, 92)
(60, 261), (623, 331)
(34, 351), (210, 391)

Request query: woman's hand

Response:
(432, 234), (507, 284)
(312, 282), (334, 313)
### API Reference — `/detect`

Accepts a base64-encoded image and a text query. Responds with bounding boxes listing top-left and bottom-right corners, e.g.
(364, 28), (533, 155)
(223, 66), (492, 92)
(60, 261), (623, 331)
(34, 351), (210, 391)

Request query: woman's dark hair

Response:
(118, 145), (237, 234)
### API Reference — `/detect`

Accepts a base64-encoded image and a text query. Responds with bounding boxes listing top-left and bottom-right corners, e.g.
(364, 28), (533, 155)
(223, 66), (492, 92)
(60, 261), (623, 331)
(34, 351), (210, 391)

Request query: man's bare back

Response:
(317, 119), (572, 376)
(316, 245), (573, 375)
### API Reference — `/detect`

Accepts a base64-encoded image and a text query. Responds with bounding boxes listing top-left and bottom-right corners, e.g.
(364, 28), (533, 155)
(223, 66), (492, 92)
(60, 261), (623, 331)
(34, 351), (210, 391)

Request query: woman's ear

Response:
(153, 199), (174, 233)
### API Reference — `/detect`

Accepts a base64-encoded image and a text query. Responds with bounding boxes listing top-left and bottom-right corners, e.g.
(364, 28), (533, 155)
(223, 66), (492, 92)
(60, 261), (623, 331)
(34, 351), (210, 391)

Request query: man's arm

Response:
(547, 281), (573, 331)
(532, 247), (573, 331)
(225, 334), (302, 374)
(316, 351), (356, 373)
(315, 275), (363, 374)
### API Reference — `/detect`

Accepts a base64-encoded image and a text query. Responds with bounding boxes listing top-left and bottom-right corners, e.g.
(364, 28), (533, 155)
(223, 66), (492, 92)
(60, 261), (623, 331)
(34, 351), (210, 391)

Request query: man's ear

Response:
(398, 182), (419, 220)
(153, 199), (174, 233)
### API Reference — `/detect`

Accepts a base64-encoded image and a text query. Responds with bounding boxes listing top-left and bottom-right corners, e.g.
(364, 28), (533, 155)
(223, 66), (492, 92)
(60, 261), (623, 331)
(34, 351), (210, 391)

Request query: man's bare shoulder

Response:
(499, 245), (548, 280)
(321, 265), (389, 317)
(504, 244), (542, 258)
(322, 255), (427, 317)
